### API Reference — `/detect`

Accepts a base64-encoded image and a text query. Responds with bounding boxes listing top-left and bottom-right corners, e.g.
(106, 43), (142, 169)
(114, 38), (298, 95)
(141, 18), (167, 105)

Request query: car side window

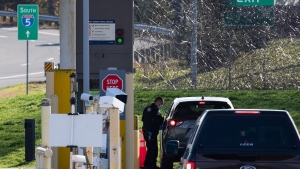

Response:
(166, 102), (174, 118)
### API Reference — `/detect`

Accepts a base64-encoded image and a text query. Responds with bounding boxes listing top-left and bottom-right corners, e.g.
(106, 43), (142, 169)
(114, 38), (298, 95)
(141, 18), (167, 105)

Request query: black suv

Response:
(160, 96), (234, 169)
(177, 109), (300, 169)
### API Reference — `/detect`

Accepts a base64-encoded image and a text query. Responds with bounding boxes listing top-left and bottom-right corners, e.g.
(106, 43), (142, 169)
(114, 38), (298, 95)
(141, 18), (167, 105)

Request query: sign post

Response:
(17, 4), (39, 95)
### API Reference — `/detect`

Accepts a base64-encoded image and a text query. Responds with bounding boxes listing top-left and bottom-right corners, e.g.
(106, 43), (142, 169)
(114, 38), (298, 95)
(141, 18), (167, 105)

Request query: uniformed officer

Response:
(142, 97), (164, 169)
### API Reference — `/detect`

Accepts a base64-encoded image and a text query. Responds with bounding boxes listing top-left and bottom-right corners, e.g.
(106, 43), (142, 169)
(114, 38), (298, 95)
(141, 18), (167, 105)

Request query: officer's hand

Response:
(159, 125), (163, 130)
(148, 132), (152, 137)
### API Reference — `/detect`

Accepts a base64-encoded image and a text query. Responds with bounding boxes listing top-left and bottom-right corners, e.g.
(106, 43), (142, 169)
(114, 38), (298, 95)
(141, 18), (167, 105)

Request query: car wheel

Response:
(160, 154), (173, 169)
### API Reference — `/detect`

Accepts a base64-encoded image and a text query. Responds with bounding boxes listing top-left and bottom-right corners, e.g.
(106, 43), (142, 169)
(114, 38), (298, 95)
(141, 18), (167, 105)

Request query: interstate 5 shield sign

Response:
(22, 15), (35, 28)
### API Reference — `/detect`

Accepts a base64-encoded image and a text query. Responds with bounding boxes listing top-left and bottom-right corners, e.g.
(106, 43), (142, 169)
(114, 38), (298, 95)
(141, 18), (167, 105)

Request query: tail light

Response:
(186, 161), (195, 169)
(167, 119), (184, 127)
(235, 110), (260, 114)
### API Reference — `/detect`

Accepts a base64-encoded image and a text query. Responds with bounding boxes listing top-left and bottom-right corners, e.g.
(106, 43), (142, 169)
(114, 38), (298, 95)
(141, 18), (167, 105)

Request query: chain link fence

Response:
(133, 1), (300, 90)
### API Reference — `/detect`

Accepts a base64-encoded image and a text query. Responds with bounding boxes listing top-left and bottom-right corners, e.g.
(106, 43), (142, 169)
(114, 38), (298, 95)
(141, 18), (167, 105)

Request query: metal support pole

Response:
(83, 0), (90, 98)
(41, 98), (52, 169)
(190, 0), (197, 89)
(69, 101), (76, 169)
(70, 148), (73, 169)
(262, 26), (267, 88)
(110, 108), (121, 169)
(228, 29), (233, 89)
(126, 73), (134, 169)
(26, 40), (29, 95)
(68, 119), (74, 169)
(133, 115), (139, 169)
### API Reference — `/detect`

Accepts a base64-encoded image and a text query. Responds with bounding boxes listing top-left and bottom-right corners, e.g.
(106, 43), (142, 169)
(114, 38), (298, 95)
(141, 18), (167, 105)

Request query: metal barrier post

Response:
(25, 119), (35, 162)
(41, 98), (52, 169)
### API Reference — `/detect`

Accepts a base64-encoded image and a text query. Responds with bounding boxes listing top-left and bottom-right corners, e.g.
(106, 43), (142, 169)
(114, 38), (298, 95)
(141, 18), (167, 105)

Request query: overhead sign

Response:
(225, 0), (275, 6)
(89, 20), (115, 45)
(17, 4), (39, 40)
(223, 0), (275, 26)
(102, 74), (123, 92)
(223, 6), (275, 26)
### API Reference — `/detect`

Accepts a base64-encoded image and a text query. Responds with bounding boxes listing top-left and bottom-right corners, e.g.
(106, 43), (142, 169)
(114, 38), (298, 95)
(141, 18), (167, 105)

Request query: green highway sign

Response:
(17, 4), (39, 40)
(225, 0), (275, 6)
(223, 6), (275, 26)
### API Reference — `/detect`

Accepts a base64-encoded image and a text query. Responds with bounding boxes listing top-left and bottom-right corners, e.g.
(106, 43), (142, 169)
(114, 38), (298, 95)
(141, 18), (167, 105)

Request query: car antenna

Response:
(201, 96), (204, 100)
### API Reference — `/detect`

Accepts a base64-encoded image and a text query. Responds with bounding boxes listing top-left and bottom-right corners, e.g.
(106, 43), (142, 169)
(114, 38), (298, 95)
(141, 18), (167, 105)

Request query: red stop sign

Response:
(102, 74), (123, 92)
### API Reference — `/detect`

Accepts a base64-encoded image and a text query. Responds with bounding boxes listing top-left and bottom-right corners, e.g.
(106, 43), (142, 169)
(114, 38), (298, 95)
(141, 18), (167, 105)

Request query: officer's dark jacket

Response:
(142, 103), (164, 136)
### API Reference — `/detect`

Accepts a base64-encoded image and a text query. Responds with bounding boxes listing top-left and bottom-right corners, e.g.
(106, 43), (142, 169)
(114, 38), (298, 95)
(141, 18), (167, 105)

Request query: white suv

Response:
(160, 96), (234, 169)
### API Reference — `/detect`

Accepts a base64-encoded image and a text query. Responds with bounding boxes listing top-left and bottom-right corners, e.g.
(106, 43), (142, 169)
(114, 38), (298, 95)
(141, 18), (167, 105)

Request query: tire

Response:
(160, 154), (173, 169)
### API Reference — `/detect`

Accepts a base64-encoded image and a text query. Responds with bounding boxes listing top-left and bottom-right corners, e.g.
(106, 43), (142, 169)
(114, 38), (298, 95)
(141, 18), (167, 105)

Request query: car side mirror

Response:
(166, 140), (179, 155)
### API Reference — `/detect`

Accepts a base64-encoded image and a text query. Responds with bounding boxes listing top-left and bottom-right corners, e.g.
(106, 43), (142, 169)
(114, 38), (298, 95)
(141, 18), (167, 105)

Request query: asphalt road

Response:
(0, 25), (161, 89)
(0, 26), (60, 89)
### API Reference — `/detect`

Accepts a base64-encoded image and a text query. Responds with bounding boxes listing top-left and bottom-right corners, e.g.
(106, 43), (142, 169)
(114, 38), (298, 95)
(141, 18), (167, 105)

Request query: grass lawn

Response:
(1, 82), (300, 168)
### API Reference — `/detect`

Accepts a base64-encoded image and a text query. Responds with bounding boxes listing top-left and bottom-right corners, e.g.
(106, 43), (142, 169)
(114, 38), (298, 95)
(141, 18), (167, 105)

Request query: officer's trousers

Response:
(143, 132), (158, 167)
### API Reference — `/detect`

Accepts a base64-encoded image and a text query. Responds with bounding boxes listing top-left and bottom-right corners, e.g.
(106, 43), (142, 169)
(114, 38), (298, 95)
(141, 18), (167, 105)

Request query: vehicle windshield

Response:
(173, 101), (231, 118)
(198, 115), (299, 150)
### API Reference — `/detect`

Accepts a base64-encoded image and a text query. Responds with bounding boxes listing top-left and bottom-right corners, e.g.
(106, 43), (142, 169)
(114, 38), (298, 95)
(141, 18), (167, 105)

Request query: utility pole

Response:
(55, 1), (76, 169)
(190, 0), (198, 88)
(59, 0), (76, 69)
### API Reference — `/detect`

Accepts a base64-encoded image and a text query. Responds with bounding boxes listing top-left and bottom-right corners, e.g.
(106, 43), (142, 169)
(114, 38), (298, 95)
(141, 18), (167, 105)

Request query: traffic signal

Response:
(116, 29), (124, 45)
